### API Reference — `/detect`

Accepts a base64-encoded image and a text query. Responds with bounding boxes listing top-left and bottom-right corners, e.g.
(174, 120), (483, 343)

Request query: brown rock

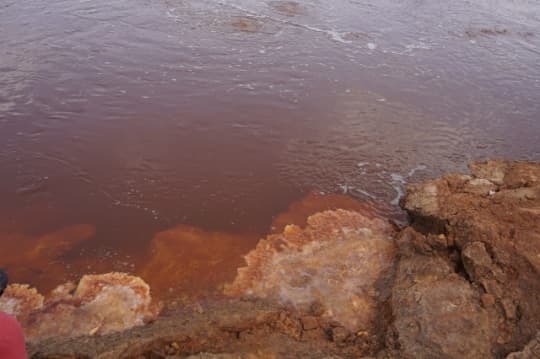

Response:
(0, 272), (160, 342)
(225, 210), (396, 333)
(330, 327), (350, 343)
(401, 160), (540, 357)
(481, 293), (496, 307)
(462, 241), (495, 281)
(391, 229), (496, 359)
(300, 316), (319, 331)
(506, 332), (540, 358)
(0, 284), (44, 317)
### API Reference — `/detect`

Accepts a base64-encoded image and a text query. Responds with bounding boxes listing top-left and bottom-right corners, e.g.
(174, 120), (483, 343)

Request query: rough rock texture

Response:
(0, 273), (160, 342)
(27, 300), (370, 359)
(388, 227), (497, 358)
(506, 332), (540, 359)
(0, 284), (44, 317)
(392, 160), (540, 358)
(226, 210), (396, 335)
(269, 192), (391, 234)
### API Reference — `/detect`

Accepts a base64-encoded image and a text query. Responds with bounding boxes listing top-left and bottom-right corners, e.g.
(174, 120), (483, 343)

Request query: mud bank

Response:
(5, 160), (540, 358)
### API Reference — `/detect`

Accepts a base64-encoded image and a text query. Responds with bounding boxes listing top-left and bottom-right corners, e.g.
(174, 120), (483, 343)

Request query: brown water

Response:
(1, 0), (539, 298)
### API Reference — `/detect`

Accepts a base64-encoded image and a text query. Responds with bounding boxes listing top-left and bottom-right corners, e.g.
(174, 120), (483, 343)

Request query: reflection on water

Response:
(1, 0), (539, 297)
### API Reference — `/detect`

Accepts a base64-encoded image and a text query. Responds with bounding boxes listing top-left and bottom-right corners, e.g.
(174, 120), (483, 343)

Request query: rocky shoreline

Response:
(4, 160), (540, 358)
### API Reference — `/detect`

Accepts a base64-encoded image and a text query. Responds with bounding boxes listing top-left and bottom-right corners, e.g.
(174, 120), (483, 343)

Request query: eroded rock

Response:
(0, 272), (160, 342)
(399, 160), (540, 357)
(225, 209), (396, 334)
(270, 192), (389, 233)
(506, 332), (540, 359)
(389, 228), (497, 358)
(0, 284), (44, 317)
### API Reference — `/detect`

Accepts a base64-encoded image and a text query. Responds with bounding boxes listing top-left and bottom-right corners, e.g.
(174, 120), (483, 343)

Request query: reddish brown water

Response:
(1, 0), (539, 298)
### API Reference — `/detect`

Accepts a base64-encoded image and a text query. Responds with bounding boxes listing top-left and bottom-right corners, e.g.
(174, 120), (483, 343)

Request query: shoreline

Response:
(3, 160), (539, 358)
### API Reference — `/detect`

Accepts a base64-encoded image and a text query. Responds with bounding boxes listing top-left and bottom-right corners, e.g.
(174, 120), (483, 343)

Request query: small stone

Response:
(501, 298), (517, 320)
(481, 293), (495, 307)
(310, 301), (325, 316)
(300, 316), (319, 330)
(171, 342), (180, 350)
(356, 330), (369, 337)
(330, 326), (350, 342)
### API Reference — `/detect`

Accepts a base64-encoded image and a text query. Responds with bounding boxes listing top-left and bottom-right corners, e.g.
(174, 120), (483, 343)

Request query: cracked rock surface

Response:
(390, 160), (540, 358)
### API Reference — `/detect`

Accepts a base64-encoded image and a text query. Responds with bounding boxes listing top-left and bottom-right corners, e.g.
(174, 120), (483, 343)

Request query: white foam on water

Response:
(217, 0), (353, 44)
(390, 165), (428, 205)
(353, 188), (377, 200)
(407, 164), (427, 177)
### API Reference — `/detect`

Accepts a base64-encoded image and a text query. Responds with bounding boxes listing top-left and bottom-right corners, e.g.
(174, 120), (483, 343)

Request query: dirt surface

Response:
(29, 299), (374, 358)
(19, 160), (540, 358)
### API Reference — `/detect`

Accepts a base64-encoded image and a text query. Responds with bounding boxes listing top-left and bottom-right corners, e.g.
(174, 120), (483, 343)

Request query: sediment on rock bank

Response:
(6, 160), (540, 359)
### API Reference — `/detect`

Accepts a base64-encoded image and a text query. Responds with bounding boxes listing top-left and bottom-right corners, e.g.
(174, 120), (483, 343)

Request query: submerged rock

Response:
(0, 272), (160, 342)
(0, 224), (96, 291)
(269, 1), (306, 16)
(270, 192), (389, 233)
(226, 209), (396, 333)
(140, 225), (257, 300)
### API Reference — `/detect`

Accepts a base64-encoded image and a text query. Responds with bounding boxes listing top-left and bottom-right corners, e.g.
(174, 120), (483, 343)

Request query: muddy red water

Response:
(1, 0), (539, 300)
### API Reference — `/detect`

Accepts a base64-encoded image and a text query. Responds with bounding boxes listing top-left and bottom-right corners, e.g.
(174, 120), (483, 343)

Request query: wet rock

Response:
(0, 272), (160, 342)
(269, 1), (306, 16)
(0, 224), (96, 291)
(230, 17), (264, 33)
(225, 210), (397, 334)
(270, 192), (387, 234)
(465, 28), (509, 38)
(0, 284), (44, 317)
